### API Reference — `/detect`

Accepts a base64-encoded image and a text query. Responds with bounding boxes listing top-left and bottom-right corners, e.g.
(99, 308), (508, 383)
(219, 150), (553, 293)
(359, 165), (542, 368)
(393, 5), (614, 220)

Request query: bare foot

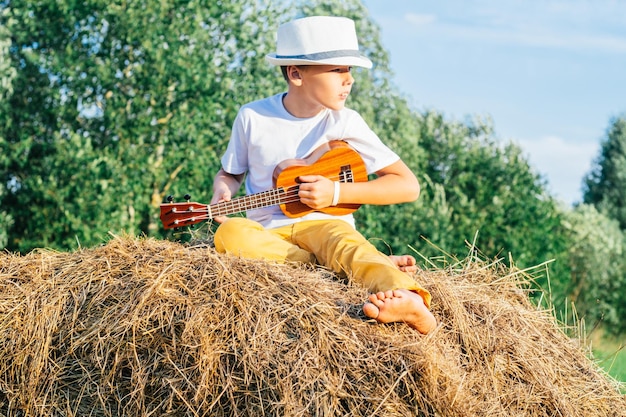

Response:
(388, 255), (418, 274)
(362, 289), (436, 334)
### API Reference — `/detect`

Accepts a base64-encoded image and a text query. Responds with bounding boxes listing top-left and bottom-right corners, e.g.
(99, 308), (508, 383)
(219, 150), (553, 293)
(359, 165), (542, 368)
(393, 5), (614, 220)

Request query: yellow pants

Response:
(214, 217), (431, 308)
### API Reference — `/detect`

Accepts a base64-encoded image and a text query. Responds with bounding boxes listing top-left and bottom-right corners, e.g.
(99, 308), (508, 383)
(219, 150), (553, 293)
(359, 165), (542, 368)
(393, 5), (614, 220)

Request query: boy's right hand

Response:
(210, 189), (231, 224)
(211, 168), (245, 224)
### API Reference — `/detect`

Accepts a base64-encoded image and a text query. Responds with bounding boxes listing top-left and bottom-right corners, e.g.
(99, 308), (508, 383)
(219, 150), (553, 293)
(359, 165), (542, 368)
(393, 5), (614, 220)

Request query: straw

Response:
(0, 235), (623, 416)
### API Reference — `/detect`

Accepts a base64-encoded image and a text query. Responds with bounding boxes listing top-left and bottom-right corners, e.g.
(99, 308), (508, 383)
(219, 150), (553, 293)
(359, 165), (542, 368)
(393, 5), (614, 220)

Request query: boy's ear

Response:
(287, 66), (303, 85)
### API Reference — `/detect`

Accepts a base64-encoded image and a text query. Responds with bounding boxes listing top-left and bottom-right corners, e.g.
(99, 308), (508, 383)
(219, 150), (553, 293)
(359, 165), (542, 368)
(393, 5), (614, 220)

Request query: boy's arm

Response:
(297, 159), (420, 209)
(211, 168), (245, 223)
(372, 159), (420, 201)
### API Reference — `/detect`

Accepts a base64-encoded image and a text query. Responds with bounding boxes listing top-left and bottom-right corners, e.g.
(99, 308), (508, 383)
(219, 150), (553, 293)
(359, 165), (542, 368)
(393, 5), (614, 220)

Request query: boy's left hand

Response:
(297, 175), (336, 209)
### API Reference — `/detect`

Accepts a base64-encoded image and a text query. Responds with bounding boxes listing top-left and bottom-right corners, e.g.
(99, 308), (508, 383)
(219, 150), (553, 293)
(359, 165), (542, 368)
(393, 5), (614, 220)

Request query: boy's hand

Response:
(297, 175), (337, 209)
(211, 169), (244, 224)
(209, 187), (231, 224)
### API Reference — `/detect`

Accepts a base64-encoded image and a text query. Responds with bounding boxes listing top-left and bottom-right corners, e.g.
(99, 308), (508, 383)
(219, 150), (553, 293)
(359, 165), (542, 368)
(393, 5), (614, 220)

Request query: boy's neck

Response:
(282, 91), (325, 119)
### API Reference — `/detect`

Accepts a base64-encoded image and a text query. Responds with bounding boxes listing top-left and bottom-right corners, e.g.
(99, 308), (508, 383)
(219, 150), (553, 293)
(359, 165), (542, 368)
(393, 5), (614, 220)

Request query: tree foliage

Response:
(360, 111), (568, 273)
(583, 115), (626, 230)
(0, 11), (15, 248)
(579, 118), (626, 334)
(421, 113), (563, 263)
(561, 204), (625, 334)
(1, 0), (286, 251)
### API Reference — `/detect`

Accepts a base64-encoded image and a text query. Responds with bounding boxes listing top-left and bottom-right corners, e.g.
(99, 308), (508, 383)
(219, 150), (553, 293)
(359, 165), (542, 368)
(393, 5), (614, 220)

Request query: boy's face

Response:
(290, 65), (355, 111)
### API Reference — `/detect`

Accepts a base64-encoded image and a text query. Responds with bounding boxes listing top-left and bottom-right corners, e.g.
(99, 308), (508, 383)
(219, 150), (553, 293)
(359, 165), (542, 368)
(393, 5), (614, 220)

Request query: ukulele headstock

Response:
(160, 195), (209, 229)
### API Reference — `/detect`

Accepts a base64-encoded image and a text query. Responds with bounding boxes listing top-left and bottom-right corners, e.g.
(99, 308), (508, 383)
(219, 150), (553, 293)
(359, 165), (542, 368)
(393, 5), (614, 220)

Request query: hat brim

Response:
(265, 54), (373, 69)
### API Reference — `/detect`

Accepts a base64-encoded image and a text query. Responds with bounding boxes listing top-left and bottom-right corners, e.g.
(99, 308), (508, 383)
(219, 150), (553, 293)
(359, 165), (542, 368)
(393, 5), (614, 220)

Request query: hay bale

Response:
(0, 236), (624, 416)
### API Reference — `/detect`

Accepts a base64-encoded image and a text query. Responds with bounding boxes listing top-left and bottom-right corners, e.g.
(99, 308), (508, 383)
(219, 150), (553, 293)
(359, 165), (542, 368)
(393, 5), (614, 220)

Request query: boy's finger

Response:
(297, 174), (324, 183)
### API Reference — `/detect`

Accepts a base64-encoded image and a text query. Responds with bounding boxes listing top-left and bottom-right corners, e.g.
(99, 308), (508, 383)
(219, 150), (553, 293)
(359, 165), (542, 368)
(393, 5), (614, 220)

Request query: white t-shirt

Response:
(220, 93), (400, 229)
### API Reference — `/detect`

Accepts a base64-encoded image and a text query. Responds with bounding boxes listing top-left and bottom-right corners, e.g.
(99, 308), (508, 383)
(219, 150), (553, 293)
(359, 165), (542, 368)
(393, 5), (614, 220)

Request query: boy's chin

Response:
(326, 103), (346, 111)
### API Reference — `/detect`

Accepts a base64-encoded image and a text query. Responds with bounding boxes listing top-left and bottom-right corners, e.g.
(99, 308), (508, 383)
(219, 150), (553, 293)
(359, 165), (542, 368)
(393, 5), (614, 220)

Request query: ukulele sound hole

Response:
(340, 165), (354, 183)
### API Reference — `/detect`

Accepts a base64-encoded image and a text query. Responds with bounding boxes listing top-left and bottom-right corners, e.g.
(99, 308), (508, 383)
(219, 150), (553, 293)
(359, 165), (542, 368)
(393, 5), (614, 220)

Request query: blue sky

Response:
(361, 0), (626, 205)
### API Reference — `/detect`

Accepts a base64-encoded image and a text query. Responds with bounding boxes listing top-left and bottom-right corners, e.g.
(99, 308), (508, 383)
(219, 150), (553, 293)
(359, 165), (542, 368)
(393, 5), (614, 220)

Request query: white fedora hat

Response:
(266, 16), (373, 69)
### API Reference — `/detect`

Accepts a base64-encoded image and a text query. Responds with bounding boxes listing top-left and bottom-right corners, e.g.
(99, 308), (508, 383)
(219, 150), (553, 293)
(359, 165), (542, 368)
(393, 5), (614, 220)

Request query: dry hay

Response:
(0, 235), (624, 417)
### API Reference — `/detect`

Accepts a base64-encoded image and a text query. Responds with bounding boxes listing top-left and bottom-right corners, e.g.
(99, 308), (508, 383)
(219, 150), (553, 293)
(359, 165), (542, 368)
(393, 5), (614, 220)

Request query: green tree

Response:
(397, 112), (566, 271)
(0, 11), (16, 249)
(583, 115), (626, 230)
(562, 204), (626, 335)
(1, 0), (286, 251)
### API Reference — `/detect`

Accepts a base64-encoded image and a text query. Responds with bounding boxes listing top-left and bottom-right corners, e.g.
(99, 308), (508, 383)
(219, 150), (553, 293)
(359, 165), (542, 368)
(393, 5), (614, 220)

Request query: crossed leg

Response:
(216, 219), (434, 333)
(388, 254), (417, 273)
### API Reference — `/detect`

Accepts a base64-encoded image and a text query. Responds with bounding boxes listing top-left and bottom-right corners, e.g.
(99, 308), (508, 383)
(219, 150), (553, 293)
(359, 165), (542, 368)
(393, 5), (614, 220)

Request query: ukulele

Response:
(160, 140), (368, 229)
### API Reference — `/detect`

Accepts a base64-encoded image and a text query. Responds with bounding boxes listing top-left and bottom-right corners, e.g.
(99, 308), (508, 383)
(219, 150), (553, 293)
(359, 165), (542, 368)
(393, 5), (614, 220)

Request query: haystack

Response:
(0, 235), (624, 416)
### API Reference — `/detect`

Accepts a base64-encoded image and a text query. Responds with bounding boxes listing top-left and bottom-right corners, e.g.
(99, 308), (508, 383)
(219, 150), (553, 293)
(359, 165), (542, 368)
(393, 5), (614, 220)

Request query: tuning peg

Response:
(166, 195), (174, 202)
(184, 194), (191, 201)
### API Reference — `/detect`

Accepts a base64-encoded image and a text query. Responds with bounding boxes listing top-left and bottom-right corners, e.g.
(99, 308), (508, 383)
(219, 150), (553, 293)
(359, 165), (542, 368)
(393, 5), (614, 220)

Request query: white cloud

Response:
(514, 135), (599, 204)
(401, 1), (626, 54)
(433, 23), (626, 54)
(404, 13), (436, 27)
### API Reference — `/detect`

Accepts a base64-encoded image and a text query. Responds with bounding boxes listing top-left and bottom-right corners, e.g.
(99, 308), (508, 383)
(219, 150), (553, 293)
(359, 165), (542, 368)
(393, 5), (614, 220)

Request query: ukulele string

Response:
(208, 172), (349, 217)
(208, 136), (359, 219)
(173, 150), (357, 225)
(275, 172), (347, 204)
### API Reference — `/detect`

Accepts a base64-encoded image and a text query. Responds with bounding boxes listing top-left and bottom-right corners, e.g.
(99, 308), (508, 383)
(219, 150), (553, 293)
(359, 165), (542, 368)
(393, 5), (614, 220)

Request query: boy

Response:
(210, 16), (436, 334)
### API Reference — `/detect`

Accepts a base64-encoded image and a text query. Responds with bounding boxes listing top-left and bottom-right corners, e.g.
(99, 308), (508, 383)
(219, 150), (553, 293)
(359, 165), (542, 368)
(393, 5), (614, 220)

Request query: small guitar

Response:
(160, 140), (368, 229)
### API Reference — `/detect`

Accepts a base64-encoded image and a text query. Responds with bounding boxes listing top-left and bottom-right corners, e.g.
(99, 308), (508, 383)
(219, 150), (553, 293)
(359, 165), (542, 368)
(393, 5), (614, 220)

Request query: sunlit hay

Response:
(0, 236), (624, 416)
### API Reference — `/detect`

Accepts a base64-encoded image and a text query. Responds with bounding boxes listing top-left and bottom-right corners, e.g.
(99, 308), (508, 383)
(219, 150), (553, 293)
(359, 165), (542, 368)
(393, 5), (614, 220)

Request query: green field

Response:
(593, 338), (626, 386)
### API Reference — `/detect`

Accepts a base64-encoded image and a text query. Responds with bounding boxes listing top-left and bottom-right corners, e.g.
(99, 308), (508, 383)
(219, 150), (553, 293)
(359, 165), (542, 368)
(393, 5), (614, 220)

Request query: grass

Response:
(592, 336), (626, 385)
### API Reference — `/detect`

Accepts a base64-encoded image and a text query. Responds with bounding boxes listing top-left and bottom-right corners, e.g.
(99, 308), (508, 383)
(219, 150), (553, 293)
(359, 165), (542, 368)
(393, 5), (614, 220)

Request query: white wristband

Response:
(331, 181), (341, 206)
